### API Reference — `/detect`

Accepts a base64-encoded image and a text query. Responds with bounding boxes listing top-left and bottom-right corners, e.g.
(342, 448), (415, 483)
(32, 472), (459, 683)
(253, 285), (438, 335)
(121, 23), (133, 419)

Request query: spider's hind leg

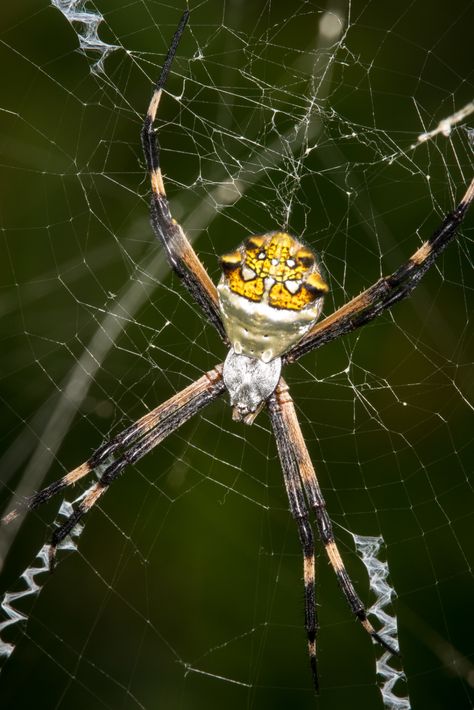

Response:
(286, 177), (474, 363)
(141, 10), (226, 340)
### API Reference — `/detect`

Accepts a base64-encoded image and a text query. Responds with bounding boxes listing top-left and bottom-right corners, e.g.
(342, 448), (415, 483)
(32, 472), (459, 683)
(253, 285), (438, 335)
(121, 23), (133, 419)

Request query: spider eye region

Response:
(217, 231), (329, 362)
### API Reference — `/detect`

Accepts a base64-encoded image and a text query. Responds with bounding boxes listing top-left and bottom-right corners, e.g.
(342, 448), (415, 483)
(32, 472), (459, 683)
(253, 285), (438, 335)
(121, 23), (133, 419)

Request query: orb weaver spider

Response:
(4, 10), (473, 692)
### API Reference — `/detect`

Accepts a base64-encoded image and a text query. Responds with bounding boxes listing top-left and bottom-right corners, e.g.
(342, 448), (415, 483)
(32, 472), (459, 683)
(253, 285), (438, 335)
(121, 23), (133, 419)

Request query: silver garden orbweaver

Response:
(3, 10), (473, 692)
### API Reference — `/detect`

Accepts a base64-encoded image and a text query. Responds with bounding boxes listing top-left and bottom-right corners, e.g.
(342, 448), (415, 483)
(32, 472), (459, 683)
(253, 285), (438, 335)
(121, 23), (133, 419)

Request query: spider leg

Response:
(141, 11), (226, 341)
(3, 366), (225, 567)
(285, 177), (474, 363)
(267, 383), (319, 691)
(267, 379), (399, 690)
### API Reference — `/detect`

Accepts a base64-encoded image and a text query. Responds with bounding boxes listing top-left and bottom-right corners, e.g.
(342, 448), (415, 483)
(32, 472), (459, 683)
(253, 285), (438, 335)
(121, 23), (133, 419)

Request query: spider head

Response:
(217, 231), (329, 363)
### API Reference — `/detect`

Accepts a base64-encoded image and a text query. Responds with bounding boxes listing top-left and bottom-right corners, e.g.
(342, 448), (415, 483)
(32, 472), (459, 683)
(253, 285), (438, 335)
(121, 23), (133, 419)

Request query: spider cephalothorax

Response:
(3, 10), (473, 694)
(218, 232), (328, 423)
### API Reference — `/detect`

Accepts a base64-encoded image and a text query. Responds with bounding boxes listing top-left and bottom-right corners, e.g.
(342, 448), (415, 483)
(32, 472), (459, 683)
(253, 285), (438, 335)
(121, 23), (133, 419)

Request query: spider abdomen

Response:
(223, 349), (281, 424)
(217, 232), (328, 362)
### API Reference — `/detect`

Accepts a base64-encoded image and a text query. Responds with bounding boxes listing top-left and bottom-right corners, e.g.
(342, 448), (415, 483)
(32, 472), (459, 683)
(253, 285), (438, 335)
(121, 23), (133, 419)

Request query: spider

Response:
(3, 10), (473, 692)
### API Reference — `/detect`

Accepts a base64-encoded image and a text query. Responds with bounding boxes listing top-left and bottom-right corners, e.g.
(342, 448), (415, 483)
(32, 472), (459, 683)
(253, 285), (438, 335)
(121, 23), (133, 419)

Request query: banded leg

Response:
(268, 379), (398, 686)
(285, 178), (474, 363)
(268, 382), (319, 690)
(141, 11), (226, 340)
(3, 365), (225, 567)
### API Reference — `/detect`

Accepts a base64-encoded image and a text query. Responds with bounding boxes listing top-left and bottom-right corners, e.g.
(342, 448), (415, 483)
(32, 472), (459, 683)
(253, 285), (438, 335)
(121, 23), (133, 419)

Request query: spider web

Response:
(1, 1), (473, 708)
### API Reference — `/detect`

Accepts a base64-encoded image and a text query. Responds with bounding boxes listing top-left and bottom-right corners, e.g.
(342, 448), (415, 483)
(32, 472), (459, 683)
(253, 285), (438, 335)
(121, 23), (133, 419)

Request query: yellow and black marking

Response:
(224, 265), (265, 302)
(220, 231), (328, 311)
(219, 250), (242, 272)
(268, 276), (328, 310)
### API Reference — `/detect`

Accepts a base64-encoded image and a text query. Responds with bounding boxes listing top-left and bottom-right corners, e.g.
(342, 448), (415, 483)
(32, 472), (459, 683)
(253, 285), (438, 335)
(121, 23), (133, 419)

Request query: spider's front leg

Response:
(267, 382), (320, 691)
(268, 379), (399, 691)
(2, 366), (226, 568)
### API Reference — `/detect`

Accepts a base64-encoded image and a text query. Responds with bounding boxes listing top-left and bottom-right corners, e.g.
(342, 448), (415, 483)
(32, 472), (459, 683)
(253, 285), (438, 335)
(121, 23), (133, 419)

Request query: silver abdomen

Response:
(223, 349), (281, 425)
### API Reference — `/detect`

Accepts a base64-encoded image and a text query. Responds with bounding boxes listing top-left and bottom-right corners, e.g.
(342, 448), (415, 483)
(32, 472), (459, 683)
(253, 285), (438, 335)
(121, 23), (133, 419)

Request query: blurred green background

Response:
(0, 1), (473, 708)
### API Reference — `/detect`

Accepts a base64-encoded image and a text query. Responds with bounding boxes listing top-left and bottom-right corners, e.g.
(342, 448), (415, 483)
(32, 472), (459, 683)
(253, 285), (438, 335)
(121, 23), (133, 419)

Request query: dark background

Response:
(0, 1), (473, 708)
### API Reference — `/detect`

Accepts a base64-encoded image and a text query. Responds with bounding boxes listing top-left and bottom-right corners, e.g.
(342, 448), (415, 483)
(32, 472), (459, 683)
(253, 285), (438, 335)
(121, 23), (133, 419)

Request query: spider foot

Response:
(362, 619), (400, 657)
(2, 507), (22, 526)
(309, 641), (319, 693)
(2, 495), (34, 525)
(48, 544), (58, 572)
(47, 498), (91, 573)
